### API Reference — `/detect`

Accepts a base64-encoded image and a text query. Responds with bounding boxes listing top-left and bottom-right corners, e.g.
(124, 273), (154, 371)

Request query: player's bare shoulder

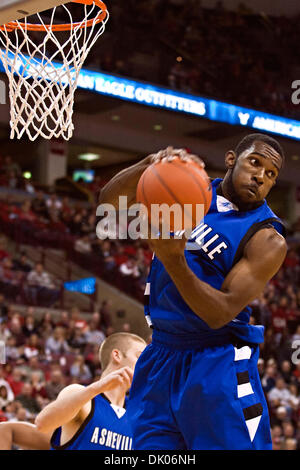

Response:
(244, 225), (287, 270)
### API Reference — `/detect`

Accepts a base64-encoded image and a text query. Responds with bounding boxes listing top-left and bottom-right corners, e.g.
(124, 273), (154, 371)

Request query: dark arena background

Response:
(0, 0), (299, 453)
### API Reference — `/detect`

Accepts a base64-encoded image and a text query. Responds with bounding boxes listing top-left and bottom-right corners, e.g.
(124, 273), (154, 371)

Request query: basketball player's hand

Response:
(147, 220), (188, 264)
(96, 366), (134, 393)
(149, 146), (205, 168)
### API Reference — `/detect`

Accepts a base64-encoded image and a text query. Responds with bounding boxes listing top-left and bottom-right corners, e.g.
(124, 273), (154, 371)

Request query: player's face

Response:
(121, 340), (146, 370)
(230, 142), (281, 204)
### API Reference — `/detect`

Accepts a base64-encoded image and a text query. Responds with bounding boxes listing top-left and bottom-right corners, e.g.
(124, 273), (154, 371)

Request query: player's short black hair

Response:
(234, 133), (285, 168)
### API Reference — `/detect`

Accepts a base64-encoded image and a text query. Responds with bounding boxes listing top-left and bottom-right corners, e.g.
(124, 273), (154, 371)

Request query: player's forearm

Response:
(99, 156), (151, 208)
(0, 422), (50, 450)
(0, 423), (13, 450)
(35, 382), (100, 433)
(162, 255), (236, 329)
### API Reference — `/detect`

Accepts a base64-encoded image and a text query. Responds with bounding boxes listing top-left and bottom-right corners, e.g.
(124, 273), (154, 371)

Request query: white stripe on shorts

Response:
(237, 382), (254, 398)
(246, 416), (262, 442)
(144, 282), (150, 295)
(234, 346), (251, 361)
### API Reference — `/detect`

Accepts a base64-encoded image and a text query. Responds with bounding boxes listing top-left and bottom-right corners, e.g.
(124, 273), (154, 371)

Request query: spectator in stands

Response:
(23, 334), (41, 361)
(68, 212), (84, 236)
(74, 235), (92, 254)
(292, 362), (300, 384)
(23, 176), (35, 195)
(85, 343), (102, 378)
(60, 196), (72, 218)
(31, 190), (48, 220)
(0, 258), (23, 300)
(271, 405), (290, 428)
(44, 369), (65, 401)
(262, 363), (278, 394)
(1, 156), (21, 178)
(85, 319), (106, 346)
(99, 300), (113, 332)
(283, 438), (297, 450)
(45, 327), (70, 355)
(24, 357), (45, 383)
(68, 325), (87, 354)
(6, 369), (24, 397)
(0, 385), (12, 410)
(18, 200), (36, 223)
(0, 322), (10, 346)
(15, 383), (41, 415)
(9, 405), (29, 423)
(99, 240), (116, 271)
(0, 240), (9, 262)
(5, 337), (20, 362)
(268, 377), (294, 415)
(270, 299), (288, 345)
(286, 300), (300, 334)
(0, 294), (8, 320)
(56, 310), (70, 329)
(69, 355), (92, 384)
(289, 383), (300, 411)
(2, 400), (19, 421)
(9, 318), (26, 348)
(22, 315), (38, 338)
(69, 306), (87, 331)
(46, 193), (62, 221)
(30, 371), (47, 401)
(282, 421), (296, 442)
(279, 360), (293, 385)
(119, 256), (140, 278)
(0, 369), (14, 404)
(37, 311), (56, 340)
(271, 425), (283, 450)
(292, 325), (300, 344)
(81, 213), (96, 236)
(113, 243), (129, 267)
(12, 252), (32, 273)
(26, 263), (60, 307)
(7, 171), (18, 190)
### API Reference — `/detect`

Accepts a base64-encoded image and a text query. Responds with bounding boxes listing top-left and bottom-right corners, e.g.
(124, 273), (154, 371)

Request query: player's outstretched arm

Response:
(99, 147), (204, 209)
(98, 154), (152, 208)
(0, 422), (51, 450)
(152, 227), (287, 329)
(35, 366), (133, 433)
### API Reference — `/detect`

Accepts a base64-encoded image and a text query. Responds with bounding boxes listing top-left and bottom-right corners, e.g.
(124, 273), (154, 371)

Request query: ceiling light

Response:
(23, 171), (32, 179)
(78, 153), (100, 162)
(176, 56), (182, 62)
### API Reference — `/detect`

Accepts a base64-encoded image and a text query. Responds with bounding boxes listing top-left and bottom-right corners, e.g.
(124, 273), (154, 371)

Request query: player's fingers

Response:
(121, 367), (134, 384)
(151, 147), (174, 164)
(117, 368), (133, 388)
(190, 155), (205, 168)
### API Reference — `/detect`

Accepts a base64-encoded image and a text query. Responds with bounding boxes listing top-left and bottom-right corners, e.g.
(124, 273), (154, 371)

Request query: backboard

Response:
(0, 0), (66, 24)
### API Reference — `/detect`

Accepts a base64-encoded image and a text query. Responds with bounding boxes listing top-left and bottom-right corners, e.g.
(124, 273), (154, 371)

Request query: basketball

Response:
(136, 156), (212, 232)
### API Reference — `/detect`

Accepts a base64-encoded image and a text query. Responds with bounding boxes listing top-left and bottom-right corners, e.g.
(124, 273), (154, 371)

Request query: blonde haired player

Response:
(0, 333), (146, 450)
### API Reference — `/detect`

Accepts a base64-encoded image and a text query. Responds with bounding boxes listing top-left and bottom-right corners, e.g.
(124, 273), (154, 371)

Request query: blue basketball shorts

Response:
(127, 336), (272, 450)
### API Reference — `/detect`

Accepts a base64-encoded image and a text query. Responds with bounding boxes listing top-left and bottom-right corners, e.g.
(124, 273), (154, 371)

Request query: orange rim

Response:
(0, 0), (107, 32)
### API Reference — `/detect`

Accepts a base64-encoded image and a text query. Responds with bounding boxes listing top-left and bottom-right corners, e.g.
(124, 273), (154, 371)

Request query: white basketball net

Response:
(0, 2), (109, 141)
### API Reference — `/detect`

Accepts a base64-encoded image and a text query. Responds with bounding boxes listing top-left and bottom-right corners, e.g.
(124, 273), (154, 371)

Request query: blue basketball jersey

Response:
(144, 178), (285, 345)
(50, 394), (133, 450)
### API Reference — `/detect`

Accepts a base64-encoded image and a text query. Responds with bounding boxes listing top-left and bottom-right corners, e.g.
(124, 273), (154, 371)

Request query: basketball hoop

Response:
(0, 1), (109, 141)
